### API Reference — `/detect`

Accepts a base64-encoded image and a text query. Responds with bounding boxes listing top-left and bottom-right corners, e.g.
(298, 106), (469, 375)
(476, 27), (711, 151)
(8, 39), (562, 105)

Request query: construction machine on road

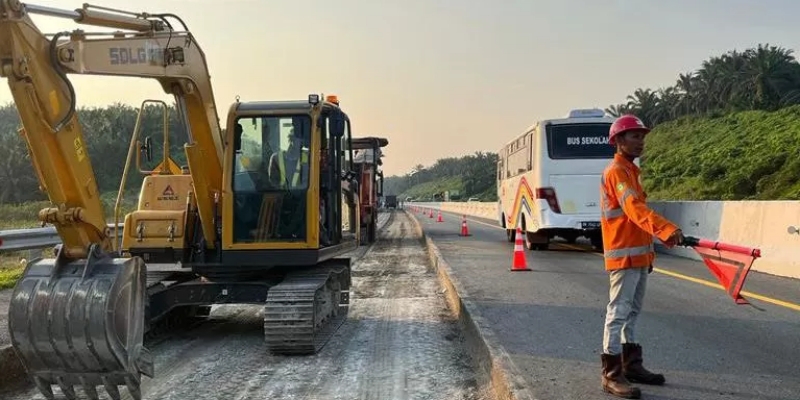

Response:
(352, 136), (389, 244)
(0, 2), (362, 399)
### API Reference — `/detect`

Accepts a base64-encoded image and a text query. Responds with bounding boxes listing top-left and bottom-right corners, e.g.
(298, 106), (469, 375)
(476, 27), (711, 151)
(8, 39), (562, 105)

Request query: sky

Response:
(1, 0), (799, 176)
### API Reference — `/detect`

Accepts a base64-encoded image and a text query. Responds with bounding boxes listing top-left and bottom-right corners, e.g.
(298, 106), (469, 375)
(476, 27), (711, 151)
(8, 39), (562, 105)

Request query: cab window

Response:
(231, 115), (311, 243)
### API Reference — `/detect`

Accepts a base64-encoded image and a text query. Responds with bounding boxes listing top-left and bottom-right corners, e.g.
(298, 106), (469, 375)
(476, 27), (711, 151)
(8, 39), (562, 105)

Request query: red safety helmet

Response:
(609, 114), (650, 145)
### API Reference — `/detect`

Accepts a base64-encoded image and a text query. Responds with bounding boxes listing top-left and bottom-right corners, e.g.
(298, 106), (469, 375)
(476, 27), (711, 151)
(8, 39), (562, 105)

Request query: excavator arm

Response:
(0, 2), (225, 399)
(0, 0), (224, 255)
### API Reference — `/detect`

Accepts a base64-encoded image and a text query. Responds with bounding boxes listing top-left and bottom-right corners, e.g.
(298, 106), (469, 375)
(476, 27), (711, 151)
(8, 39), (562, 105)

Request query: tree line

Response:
(0, 101), (500, 205)
(605, 43), (800, 127)
(0, 102), (190, 204)
(383, 152), (499, 201)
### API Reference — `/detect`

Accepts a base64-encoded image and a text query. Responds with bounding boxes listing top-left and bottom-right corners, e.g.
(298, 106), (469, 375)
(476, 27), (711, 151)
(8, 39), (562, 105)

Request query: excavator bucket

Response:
(8, 245), (152, 400)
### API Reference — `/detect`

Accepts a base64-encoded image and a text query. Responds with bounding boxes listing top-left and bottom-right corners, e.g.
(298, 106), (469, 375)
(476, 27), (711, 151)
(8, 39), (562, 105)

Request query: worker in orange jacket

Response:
(598, 114), (685, 399)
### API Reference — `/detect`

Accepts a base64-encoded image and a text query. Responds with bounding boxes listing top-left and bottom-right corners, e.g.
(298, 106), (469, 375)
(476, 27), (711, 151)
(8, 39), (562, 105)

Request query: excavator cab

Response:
(222, 95), (359, 251)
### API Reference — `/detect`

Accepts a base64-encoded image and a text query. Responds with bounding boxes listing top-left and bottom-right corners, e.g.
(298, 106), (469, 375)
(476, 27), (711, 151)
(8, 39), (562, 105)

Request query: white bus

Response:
(496, 108), (621, 251)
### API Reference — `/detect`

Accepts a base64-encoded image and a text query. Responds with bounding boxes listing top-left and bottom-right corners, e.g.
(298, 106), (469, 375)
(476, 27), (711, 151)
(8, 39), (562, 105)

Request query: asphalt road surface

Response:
(2, 210), (490, 400)
(413, 208), (800, 400)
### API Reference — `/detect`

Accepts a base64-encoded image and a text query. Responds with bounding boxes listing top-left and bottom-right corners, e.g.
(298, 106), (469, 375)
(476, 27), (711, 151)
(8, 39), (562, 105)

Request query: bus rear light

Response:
(535, 187), (561, 213)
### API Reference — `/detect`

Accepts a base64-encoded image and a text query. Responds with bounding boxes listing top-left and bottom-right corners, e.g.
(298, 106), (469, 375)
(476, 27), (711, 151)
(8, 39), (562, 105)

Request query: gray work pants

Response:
(603, 267), (648, 355)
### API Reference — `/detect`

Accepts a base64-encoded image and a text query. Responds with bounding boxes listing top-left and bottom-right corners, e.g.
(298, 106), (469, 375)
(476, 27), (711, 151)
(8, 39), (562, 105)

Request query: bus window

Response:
(546, 123), (615, 159)
(497, 159), (504, 180)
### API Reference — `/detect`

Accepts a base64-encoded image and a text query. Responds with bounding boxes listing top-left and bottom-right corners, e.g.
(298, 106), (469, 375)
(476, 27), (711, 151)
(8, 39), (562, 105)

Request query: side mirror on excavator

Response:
(330, 115), (345, 138)
(377, 171), (384, 197)
(140, 136), (153, 162)
(131, 99), (178, 176)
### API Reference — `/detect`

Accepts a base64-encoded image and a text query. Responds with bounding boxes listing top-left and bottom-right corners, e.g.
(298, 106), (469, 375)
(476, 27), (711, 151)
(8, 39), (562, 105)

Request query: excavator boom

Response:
(0, 2), (225, 398)
(0, 0), (225, 251)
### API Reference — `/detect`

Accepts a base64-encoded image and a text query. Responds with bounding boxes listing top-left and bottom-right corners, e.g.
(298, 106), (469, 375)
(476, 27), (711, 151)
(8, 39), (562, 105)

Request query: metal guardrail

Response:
(0, 223), (124, 253)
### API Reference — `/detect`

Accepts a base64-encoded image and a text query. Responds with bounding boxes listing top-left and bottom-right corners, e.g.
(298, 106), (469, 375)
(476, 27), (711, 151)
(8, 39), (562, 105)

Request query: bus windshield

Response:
(546, 123), (615, 160)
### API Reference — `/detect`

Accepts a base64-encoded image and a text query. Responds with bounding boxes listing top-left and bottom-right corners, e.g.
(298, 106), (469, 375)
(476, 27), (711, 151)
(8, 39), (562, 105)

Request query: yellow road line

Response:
(737, 291), (800, 312)
(562, 244), (800, 312)
(422, 210), (800, 312)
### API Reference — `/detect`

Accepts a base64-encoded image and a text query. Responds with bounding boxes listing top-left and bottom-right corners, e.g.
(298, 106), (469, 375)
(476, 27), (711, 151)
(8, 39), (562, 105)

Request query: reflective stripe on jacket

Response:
(600, 153), (678, 271)
(277, 149), (308, 187)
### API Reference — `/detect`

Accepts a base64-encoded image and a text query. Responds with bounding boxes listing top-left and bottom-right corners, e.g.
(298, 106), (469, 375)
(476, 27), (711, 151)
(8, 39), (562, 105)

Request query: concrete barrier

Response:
(413, 200), (800, 279)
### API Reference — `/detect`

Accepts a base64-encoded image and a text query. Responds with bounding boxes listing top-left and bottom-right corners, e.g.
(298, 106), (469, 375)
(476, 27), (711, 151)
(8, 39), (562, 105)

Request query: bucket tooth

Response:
(32, 376), (54, 399)
(55, 376), (76, 399)
(80, 376), (100, 399)
(103, 377), (122, 400)
(8, 244), (150, 400)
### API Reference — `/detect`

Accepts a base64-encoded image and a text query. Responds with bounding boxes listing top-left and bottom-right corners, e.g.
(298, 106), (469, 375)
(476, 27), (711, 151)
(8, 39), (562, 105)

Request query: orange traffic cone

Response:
(460, 215), (471, 236)
(437, 211), (443, 222)
(429, 209), (434, 218)
(511, 227), (531, 271)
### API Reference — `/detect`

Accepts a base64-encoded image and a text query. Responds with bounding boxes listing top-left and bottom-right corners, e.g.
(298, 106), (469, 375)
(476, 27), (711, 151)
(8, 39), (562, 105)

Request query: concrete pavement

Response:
(410, 208), (800, 400)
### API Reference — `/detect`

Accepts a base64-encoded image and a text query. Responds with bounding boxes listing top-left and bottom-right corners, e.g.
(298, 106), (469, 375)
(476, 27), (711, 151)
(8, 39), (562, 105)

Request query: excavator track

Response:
(263, 261), (351, 355)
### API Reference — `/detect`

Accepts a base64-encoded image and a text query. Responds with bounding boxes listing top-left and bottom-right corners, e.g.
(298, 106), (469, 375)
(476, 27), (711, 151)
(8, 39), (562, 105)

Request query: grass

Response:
(401, 176), (464, 201)
(0, 259), (24, 289)
(642, 105), (800, 200)
(0, 201), (48, 291)
(0, 192), (139, 291)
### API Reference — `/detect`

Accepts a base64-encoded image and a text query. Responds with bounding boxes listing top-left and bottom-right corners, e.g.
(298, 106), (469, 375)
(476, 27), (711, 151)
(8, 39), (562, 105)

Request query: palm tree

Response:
(606, 43), (800, 127)
(605, 103), (631, 117)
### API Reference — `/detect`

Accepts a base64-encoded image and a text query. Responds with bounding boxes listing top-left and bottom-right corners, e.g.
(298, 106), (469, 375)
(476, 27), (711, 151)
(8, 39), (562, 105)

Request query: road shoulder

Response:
(0, 287), (27, 390)
(405, 209), (535, 400)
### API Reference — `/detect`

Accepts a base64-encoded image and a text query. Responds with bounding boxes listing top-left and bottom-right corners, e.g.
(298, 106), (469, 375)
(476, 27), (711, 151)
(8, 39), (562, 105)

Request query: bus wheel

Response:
(506, 229), (516, 242)
(525, 231), (549, 251)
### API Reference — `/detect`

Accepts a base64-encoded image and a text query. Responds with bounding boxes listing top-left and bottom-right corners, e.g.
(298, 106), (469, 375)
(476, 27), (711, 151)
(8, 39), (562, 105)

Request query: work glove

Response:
(663, 229), (685, 247)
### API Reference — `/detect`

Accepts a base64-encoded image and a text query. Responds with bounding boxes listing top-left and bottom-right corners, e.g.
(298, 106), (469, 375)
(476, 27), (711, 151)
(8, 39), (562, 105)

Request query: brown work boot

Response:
(601, 353), (641, 399)
(622, 343), (665, 385)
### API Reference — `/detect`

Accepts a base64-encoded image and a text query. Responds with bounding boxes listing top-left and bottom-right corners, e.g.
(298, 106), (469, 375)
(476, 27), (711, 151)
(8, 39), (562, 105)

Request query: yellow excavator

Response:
(0, 2), (364, 399)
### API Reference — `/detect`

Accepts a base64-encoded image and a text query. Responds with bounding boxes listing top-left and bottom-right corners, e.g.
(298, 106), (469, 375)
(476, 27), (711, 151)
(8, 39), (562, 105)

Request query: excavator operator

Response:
(270, 127), (334, 246)
(269, 127), (309, 189)
(266, 127), (310, 240)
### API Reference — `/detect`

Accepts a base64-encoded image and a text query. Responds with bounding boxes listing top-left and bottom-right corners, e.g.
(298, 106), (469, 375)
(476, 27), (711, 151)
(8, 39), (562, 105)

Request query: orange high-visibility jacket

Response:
(600, 154), (679, 271)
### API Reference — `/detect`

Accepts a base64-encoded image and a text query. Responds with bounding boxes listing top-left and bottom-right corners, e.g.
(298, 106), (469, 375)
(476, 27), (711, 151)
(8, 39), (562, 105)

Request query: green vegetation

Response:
(0, 103), (161, 287)
(0, 262), (23, 290)
(0, 194), (138, 289)
(0, 102), (188, 205)
(605, 44), (800, 126)
(642, 106), (800, 200)
(384, 152), (498, 201)
(602, 43), (800, 200)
